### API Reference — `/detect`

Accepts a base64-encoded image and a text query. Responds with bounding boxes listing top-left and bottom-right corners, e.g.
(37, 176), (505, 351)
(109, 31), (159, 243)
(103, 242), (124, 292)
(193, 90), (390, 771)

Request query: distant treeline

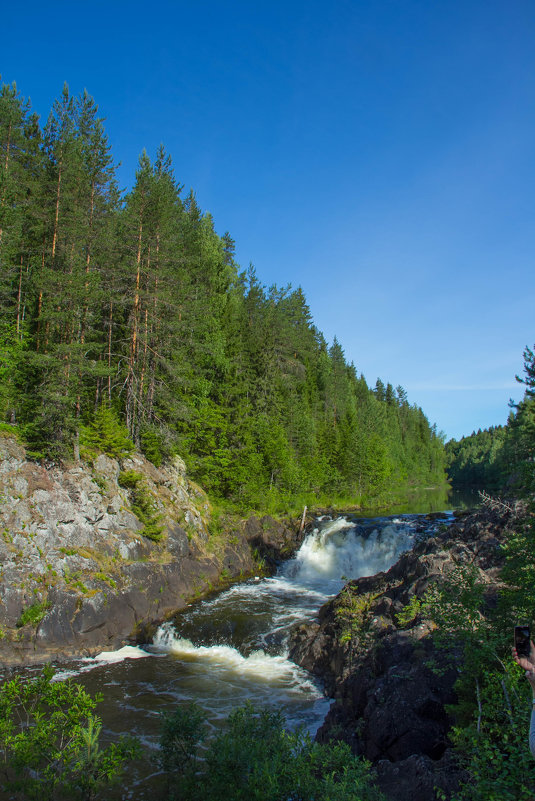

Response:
(0, 79), (446, 508)
(446, 347), (535, 493)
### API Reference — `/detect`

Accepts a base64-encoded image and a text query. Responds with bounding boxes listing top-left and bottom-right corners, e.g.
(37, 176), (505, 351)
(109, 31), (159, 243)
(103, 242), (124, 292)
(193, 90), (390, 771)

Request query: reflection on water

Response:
(447, 487), (481, 510)
(4, 509), (456, 798)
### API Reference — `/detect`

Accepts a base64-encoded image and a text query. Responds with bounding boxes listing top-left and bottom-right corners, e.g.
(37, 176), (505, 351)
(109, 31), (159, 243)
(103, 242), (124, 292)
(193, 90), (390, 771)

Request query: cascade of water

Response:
(49, 513), (452, 754)
(147, 514), (423, 676)
(281, 515), (415, 591)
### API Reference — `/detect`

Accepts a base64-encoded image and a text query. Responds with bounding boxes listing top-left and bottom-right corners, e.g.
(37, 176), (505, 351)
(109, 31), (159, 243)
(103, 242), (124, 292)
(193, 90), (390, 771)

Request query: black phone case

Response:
(515, 625), (531, 657)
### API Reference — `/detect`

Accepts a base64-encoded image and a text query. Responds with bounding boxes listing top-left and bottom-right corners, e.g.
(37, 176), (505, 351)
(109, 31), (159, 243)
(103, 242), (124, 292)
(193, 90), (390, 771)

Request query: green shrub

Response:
(0, 422), (20, 439)
(118, 469), (144, 489)
(397, 595), (423, 627)
(16, 600), (50, 627)
(139, 422), (177, 467)
(159, 701), (385, 801)
(447, 663), (535, 801)
(0, 665), (138, 800)
(118, 471), (164, 542)
(418, 512), (535, 800)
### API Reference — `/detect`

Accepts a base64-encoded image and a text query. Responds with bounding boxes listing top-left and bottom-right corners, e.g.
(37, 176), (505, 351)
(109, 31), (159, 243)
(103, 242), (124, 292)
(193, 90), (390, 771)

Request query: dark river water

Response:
(8, 489), (465, 797)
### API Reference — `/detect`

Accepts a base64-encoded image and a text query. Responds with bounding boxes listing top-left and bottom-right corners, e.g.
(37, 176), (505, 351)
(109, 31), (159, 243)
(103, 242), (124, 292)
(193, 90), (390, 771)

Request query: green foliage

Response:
(139, 423), (176, 467)
(446, 425), (507, 490)
(0, 75), (447, 502)
(159, 701), (206, 782)
(118, 469), (144, 489)
(414, 502), (535, 799)
(0, 665), (138, 800)
(80, 405), (134, 460)
(16, 600), (50, 627)
(448, 663), (535, 801)
(446, 345), (535, 494)
(397, 594), (423, 627)
(118, 470), (164, 541)
(335, 586), (376, 647)
(159, 701), (385, 801)
(0, 421), (20, 439)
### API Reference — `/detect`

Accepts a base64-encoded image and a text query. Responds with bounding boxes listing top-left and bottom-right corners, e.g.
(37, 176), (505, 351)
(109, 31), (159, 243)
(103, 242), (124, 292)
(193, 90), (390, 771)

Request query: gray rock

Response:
(0, 437), (280, 665)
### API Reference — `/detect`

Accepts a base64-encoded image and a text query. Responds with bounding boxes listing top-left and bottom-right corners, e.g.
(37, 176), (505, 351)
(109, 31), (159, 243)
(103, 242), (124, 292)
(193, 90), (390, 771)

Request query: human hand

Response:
(513, 640), (535, 675)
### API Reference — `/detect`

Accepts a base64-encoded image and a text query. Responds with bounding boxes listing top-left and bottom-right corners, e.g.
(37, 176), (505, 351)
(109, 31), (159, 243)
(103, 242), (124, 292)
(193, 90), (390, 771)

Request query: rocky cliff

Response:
(0, 434), (299, 666)
(288, 506), (515, 801)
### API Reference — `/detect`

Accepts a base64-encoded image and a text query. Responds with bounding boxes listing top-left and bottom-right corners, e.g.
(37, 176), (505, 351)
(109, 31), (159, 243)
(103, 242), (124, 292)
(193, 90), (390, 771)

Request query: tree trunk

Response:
(126, 215), (143, 435)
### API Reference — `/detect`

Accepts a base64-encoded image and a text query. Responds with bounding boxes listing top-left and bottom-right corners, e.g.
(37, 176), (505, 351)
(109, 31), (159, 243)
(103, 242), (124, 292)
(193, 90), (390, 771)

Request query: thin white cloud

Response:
(409, 382), (519, 392)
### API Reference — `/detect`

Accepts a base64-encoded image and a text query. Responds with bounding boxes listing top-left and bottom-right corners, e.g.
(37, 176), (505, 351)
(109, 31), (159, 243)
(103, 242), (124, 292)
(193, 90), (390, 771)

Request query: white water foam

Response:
(92, 645), (151, 663)
(282, 516), (414, 591)
(151, 623), (317, 691)
(53, 645), (153, 681)
(151, 515), (417, 668)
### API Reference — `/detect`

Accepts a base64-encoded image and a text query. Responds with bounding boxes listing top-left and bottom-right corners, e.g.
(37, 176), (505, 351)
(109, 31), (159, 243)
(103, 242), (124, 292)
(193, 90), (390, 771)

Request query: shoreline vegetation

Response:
(1, 73), (535, 800)
(0, 426), (451, 670)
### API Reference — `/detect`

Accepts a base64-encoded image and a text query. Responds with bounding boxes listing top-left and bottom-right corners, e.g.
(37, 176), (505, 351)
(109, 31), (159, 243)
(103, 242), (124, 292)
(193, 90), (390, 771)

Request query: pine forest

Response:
(0, 80), (447, 510)
(446, 345), (535, 493)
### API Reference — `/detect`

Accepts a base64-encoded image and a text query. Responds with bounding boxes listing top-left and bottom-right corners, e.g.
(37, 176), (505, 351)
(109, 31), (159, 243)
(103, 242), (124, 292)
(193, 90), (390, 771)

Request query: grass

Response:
(16, 600), (50, 627)
(0, 422), (21, 441)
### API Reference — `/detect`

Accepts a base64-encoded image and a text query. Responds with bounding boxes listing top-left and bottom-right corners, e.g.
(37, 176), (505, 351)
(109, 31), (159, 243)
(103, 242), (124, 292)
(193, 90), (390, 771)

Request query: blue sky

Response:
(2, 0), (534, 440)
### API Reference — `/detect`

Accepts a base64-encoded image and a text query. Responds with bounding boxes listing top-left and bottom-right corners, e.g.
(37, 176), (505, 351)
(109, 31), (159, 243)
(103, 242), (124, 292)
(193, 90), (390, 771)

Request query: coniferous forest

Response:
(446, 346), (535, 494)
(0, 80), (446, 509)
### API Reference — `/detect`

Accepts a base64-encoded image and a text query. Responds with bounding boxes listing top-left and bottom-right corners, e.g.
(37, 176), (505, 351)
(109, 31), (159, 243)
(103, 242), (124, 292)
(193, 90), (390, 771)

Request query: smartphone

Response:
(515, 625), (531, 658)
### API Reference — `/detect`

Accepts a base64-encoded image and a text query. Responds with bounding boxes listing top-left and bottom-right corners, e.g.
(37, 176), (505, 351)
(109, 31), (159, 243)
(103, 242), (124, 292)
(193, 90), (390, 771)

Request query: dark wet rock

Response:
(288, 506), (517, 801)
(244, 514), (304, 566)
(375, 751), (467, 801)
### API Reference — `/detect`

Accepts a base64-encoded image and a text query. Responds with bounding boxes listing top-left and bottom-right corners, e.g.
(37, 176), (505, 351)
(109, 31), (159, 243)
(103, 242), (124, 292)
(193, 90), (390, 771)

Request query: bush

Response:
(415, 510), (535, 800)
(159, 701), (385, 801)
(139, 422), (177, 467)
(118, 470), (164, 542)
(118, 469), (144, 489)
(16, 600), (50, 627)
(0, 666), (138, 800)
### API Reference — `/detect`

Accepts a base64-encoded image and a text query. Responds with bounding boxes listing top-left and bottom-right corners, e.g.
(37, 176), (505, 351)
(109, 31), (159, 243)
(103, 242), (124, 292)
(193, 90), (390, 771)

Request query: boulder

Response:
(288, 506), (516, 801)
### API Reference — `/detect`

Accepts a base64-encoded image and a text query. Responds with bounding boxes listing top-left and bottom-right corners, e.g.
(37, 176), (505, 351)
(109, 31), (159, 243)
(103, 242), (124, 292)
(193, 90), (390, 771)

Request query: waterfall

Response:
(50, 512), (452, 740)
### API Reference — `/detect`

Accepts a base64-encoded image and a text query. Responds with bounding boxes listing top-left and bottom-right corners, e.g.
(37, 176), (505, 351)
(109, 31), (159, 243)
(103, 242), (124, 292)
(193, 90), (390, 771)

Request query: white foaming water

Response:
(150, 515), (418, 693)
(53, 645), (153, 681)
(281, 516), (414, 594)
(151, 624), (318, 691)
(92, 645), (152, 663)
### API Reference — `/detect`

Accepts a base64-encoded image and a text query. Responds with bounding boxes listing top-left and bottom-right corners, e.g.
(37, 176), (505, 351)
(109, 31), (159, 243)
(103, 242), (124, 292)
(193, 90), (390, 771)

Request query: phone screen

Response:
(515, 625), (531, 658)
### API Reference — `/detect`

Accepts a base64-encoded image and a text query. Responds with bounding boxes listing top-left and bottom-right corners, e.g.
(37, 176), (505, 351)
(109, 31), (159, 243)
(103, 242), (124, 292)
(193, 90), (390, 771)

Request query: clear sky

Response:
(2, 0), (534, 441)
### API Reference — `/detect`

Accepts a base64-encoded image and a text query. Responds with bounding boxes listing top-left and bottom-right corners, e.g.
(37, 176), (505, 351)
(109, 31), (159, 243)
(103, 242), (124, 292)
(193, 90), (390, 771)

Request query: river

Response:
(38, 499), (460, 797)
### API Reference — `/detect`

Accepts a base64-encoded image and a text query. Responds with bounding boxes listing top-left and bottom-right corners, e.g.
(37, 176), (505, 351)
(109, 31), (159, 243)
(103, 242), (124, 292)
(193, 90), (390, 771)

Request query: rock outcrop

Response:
(0, 435), (298, 666)
(288, 506), (516, 801)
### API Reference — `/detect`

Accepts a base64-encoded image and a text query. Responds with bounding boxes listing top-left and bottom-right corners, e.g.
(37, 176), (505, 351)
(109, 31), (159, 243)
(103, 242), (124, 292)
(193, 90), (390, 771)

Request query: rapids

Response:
(59, 512), (452, 751)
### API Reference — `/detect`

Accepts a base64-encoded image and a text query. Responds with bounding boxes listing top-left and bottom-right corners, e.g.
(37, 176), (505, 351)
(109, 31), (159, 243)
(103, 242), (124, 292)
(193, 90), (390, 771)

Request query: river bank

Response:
(1, 437), (507, 801)
(288, 504), (518, 801)
(0, 435), (303, 667)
